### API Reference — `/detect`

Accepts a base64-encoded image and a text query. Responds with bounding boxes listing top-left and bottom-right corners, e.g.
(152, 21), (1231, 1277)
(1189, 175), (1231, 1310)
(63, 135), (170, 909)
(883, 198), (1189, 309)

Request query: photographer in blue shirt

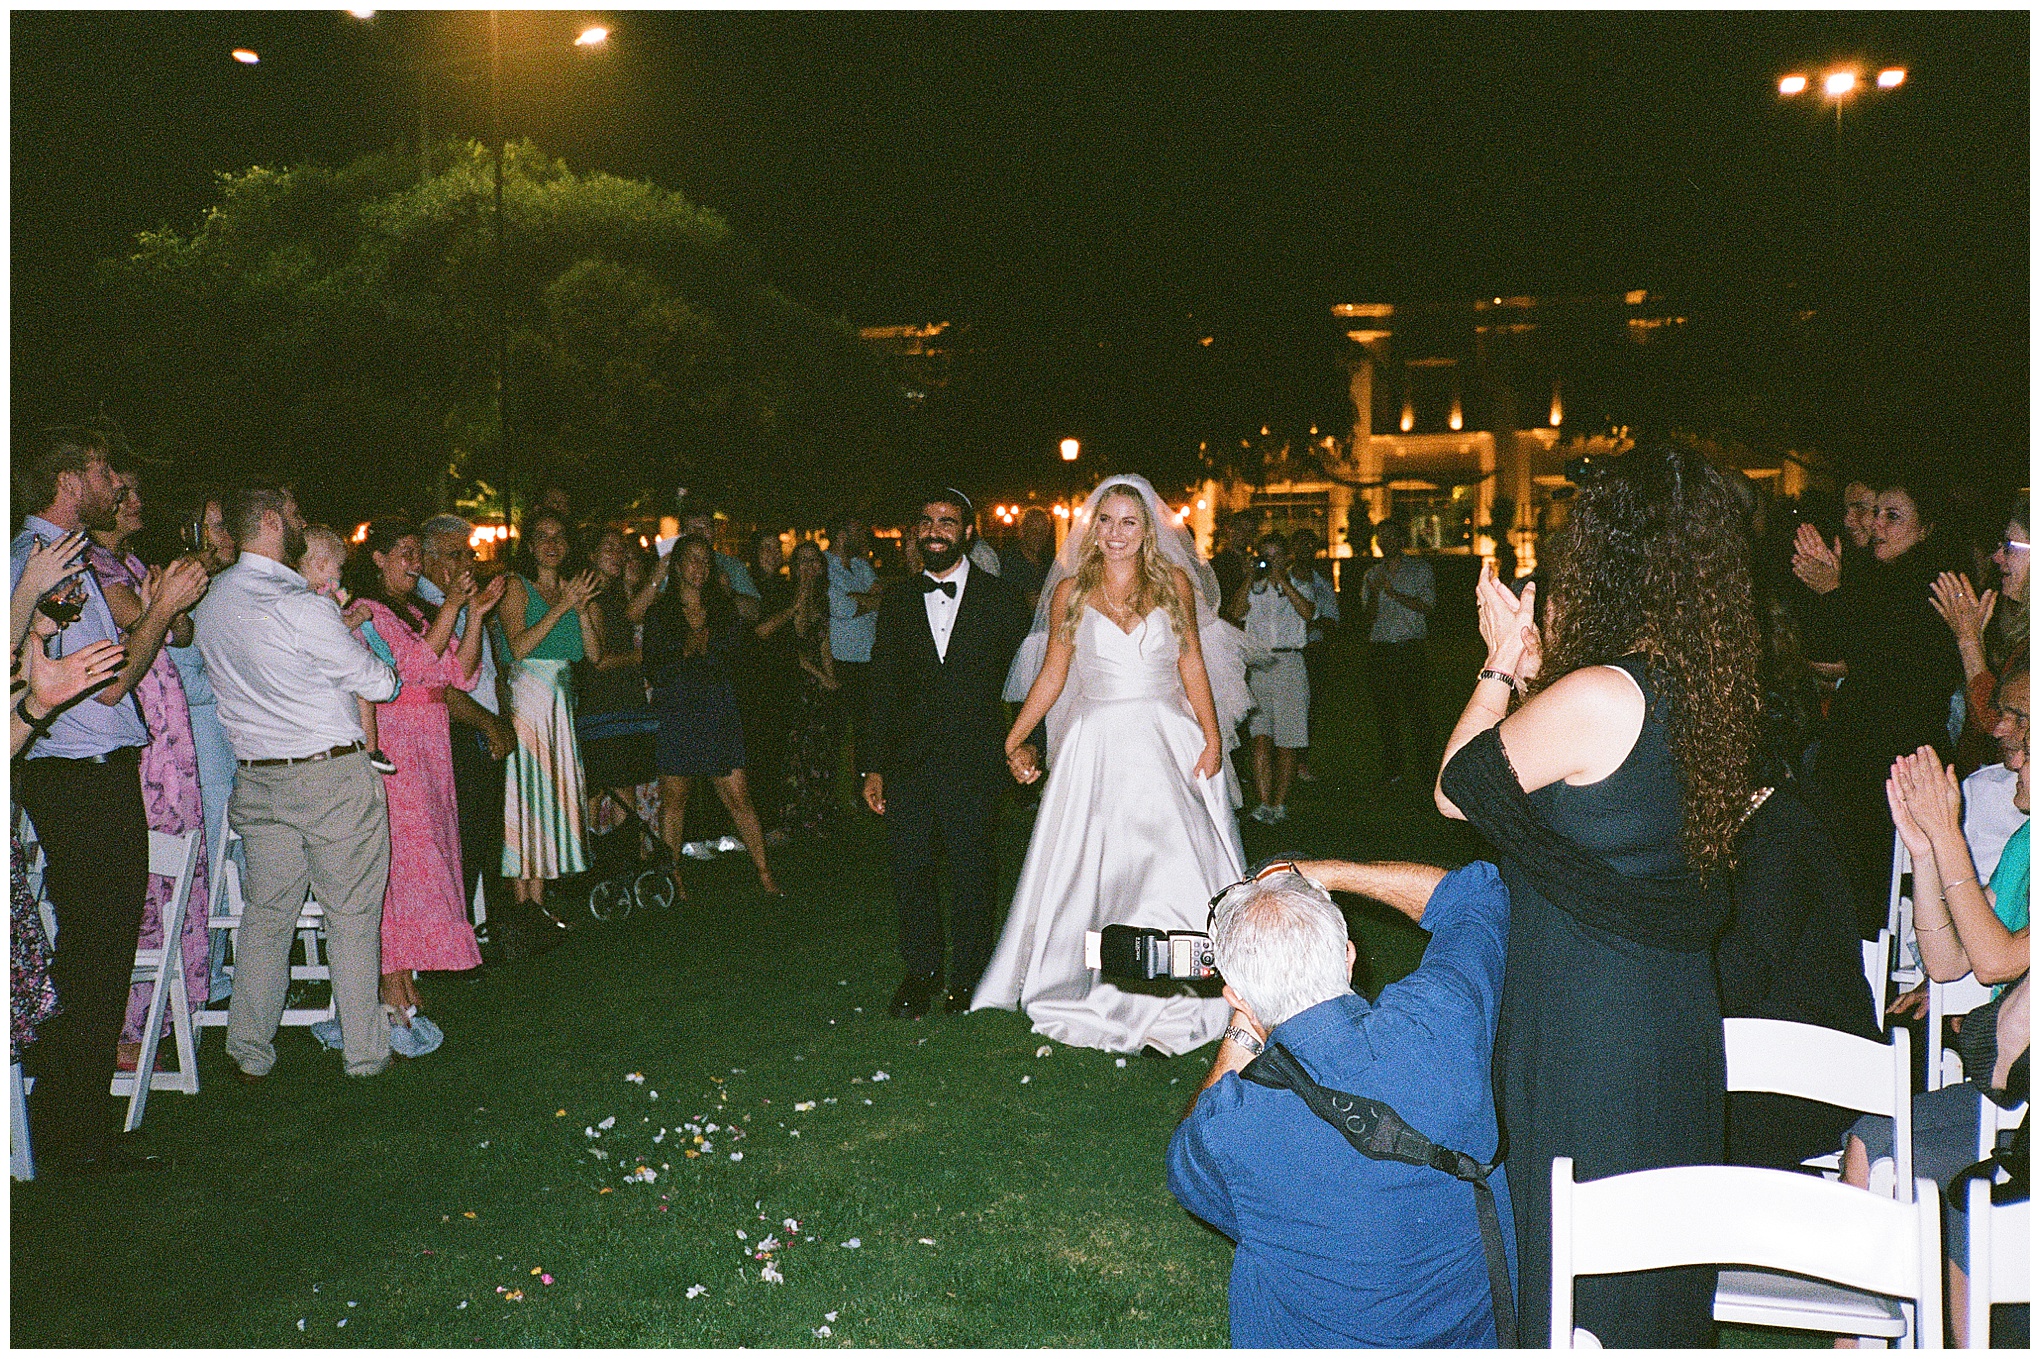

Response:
(1167, 859), (1514, 1348)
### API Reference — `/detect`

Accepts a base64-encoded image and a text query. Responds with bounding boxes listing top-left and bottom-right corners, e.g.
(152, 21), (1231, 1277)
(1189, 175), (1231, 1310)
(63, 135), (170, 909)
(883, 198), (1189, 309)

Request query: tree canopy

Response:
(93, 140), (903, 527)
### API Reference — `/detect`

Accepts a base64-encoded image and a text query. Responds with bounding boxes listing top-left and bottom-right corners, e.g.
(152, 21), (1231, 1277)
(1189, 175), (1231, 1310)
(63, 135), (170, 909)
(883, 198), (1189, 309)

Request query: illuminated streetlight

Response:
(1823, 70), (1856, 97)
(575, 26), (609, 47)
(231, 48), (260, 64)
(1877, 67), (1906, 89)
(1059, 438), (1080, 462)
(1779, 73), (1808, 95)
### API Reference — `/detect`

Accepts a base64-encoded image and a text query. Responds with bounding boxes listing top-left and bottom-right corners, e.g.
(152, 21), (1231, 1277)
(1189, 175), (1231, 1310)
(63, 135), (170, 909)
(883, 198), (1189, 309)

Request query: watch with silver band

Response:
(1224, 1025), (1265, 1054)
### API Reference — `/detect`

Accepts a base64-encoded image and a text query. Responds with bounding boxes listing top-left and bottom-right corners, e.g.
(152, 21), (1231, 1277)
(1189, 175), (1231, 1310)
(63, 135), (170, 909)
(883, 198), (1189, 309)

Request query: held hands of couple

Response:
(1006, 743), (1043, 785)
(1474, 559), (1539, 686)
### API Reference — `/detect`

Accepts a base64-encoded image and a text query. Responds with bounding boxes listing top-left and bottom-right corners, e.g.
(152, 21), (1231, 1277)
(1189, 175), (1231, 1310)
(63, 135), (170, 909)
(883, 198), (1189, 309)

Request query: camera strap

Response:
(1241, 1042), (1516, 1349)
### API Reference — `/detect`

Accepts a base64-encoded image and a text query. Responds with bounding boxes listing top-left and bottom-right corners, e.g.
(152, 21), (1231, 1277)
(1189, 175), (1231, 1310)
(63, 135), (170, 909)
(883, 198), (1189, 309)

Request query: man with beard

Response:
(11, 427), (210, 1175)
(863, 488), (1032, 1018)
(195, 482), (400, 1081)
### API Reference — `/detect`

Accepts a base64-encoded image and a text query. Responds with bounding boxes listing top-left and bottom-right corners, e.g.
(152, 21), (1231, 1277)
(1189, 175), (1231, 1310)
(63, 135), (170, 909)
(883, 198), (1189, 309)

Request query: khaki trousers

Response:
(225, 751), (391, 1076)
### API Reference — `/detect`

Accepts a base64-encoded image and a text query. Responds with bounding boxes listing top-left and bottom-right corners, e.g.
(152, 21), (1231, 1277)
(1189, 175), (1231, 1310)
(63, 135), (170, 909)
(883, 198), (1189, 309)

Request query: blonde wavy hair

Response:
(1056, 483), (1192, 648)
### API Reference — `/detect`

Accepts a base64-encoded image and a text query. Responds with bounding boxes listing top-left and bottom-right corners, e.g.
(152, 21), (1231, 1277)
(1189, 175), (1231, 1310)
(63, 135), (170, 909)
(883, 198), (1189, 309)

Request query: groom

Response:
(863, 487), (1034, 1019)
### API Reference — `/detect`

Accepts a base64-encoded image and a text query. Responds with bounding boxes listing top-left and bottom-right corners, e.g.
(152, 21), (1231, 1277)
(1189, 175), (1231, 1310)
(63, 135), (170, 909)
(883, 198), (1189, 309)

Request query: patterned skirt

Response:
(501, 658), (589, 880)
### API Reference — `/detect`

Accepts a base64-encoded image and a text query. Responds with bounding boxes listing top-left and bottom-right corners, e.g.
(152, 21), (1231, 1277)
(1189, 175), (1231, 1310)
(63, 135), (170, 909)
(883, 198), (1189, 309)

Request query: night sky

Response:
(11, 9), (2029, 477)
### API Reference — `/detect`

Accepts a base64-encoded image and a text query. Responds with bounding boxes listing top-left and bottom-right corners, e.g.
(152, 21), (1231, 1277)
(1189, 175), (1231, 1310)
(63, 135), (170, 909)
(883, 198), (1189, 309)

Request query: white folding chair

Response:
(109, 829), (204, 1131)
(1963, 1097), (2028, 1349)
(198, 825), (334, 1033)
(1927, 974), (1996, 1092)
(10, 1063), (34, 1181)
(1719, 1020), (1915, 1341)
(1551, 1157), (1943, 1350)
(1864, 929), (1893, 1032)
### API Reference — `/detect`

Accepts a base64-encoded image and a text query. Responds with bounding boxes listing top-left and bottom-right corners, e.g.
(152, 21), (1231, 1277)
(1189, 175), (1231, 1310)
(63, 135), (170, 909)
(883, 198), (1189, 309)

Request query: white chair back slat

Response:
(1927, 974), (1996, 1091)
(1862, 930), (1892, 1033)
(1552, 1158), (1942, 1350)
(1722, 1018), (1912, 1199)
(197, 826), (334, 1030)
(1964, 1097), (2029, 1346)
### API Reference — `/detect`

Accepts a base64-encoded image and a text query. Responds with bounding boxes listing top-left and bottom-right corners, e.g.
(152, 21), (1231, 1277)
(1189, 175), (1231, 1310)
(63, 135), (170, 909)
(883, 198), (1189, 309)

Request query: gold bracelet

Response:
(1940, 876), (1978, 894)
(1918, 917), (1955, 935)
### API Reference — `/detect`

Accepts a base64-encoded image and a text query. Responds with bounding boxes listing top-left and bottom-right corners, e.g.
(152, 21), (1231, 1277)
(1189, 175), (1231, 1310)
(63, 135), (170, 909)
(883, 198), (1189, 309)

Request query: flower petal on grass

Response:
(297, 1319), (306, 1331)
(625, 1072), (646, 1084)
(686, 1284), (707, 1299)
(729, 1151), (743, 1161)
(871, 1071), (890, 1082)
(814, 1326), (832, 1338)
(918, 1238), (936, 1246)
(1035, 1044), (1053, 1058)
(1114, 1057), (1127, 1068)
(597, 1115), (616, 1130)
(841, 1238), (860, 1249)
(825, 1310), (838, 1322)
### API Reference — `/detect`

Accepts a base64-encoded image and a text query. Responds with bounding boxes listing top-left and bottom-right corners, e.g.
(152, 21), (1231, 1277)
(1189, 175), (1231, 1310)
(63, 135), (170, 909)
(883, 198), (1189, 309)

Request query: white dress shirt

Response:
(1243, 576), (1310, 651)
(921, 555), (971, 662)
(1363, 556), (1435, 643)
(193, 551), (399, 761)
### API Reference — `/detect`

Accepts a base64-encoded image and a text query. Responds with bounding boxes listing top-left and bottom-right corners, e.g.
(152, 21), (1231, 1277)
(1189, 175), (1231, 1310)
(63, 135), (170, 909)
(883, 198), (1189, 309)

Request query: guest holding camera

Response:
(1226, 531), (1315, 824)
(1168, 858), (1514, 1348)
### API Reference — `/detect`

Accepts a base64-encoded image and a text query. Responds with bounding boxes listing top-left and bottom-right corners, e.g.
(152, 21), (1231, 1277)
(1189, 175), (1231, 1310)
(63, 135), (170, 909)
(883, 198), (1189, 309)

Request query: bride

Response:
(971, 475), (1255, 1055)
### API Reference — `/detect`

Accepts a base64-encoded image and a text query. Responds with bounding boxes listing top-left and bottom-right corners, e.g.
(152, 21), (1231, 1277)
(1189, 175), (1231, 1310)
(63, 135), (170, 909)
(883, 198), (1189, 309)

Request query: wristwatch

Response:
(1223, 1025), (1265, 1055)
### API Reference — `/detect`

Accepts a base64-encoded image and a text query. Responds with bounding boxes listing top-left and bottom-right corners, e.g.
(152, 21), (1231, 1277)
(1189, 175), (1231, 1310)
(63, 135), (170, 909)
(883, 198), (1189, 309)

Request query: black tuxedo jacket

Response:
(864, 564), (1032, 788)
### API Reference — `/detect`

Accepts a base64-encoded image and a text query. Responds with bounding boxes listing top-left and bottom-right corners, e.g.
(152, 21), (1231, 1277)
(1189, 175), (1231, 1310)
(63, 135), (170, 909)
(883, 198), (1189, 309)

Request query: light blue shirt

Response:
(717, 552), (760, 601)
(415, 575), (503, 717)
(826, 550), (878, 663)
(11, 515), (150, 758)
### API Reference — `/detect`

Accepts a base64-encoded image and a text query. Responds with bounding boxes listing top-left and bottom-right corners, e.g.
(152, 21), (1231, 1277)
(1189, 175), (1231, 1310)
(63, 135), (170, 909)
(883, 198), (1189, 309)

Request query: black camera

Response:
(1087, 925), (1219, 981)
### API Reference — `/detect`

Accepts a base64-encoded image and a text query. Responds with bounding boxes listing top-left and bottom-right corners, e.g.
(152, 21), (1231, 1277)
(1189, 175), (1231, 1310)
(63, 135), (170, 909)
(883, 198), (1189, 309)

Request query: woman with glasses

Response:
(1931, 497), (2028, 771)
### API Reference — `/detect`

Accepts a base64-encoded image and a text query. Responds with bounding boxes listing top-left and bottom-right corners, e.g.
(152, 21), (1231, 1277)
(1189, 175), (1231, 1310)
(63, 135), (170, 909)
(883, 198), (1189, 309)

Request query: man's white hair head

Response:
(1211, 870), (1353, 1030)
(419, 514), (473, 554)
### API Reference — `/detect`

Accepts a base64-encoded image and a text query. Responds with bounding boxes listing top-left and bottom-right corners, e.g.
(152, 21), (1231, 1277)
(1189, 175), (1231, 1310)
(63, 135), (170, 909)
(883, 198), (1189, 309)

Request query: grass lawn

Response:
(10, 628), (1809, 1347)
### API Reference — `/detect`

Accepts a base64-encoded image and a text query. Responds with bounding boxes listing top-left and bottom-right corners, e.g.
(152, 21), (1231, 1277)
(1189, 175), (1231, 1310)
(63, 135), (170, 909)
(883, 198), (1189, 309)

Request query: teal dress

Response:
(1987, 819), (2029, 997)
(501, 578), (589, 880)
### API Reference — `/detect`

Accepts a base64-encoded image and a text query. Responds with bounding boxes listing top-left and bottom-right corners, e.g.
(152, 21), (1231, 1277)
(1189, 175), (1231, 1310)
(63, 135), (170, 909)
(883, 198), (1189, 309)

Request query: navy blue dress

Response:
(644, 610), (746, 779)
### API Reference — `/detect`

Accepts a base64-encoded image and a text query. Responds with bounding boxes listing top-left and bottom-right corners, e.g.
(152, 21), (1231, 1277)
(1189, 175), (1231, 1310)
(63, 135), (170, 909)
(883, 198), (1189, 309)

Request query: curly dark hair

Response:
(1538, 441), (1762, 878)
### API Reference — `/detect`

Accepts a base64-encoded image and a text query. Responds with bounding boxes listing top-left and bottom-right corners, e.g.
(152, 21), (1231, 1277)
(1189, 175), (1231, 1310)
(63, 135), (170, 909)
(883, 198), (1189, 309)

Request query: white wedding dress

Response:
(971, 604), (1244, 1055)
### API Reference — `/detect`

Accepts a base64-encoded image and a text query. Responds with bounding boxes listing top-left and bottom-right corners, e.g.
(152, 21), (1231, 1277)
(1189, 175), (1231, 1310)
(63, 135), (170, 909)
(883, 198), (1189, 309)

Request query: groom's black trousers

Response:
(885, 768), (1002, 986)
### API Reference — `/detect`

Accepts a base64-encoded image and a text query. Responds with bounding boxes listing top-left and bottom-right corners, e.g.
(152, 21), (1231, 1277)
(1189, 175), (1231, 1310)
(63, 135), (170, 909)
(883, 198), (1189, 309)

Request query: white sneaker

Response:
(1268, 804), (1289, 823)
(1248, 804), (1275, 824)
(681, 840), (719, 860)
(715, 835), (746, 853)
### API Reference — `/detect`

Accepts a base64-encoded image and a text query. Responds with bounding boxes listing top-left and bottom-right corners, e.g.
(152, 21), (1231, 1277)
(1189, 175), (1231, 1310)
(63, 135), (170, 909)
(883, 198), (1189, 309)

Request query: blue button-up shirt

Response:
(11, 515), (150, 759)
(1167, 861), (1514, 1349)
(826, 550), (878, 663)
(415, 575), (505, 717)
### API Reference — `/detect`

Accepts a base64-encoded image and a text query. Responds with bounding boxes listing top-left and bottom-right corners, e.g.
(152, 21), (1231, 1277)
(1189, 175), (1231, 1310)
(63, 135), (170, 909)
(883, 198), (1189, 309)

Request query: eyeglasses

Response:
(1206, 859), (1305, 930)
(1999, 538), (2030, 554)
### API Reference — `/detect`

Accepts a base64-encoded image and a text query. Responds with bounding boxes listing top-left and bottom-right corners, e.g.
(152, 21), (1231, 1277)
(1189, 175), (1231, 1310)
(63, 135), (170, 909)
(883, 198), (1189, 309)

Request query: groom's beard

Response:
(919, 536), (963, 573)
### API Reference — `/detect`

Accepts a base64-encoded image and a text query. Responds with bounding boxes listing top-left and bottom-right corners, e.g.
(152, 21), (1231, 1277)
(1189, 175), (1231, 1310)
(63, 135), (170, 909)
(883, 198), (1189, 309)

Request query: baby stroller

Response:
(581, 800), (676, 923)
(576, 701), (673, 923)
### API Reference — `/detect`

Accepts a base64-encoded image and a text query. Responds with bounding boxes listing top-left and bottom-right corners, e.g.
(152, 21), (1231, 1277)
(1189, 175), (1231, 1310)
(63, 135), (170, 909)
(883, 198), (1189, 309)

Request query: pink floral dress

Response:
(85, 544), (211, 1047)
(362, 598), (483, 974)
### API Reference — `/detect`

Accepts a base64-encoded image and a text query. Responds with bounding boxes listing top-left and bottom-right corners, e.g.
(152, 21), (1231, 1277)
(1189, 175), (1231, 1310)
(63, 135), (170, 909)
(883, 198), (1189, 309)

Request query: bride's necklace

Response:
(1099, 578), (1139, 621)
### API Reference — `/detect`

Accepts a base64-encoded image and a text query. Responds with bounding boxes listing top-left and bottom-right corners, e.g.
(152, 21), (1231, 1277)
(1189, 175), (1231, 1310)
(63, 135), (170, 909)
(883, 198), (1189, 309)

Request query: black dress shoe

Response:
(890, 972), (941, 1019)
(943, 982), (976, 1015)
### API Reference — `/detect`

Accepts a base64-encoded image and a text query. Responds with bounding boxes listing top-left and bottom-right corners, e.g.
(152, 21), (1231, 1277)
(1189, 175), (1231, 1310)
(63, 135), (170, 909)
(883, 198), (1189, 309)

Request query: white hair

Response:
(419, 514), (473, 554)
(1210, 870), (1353, 1030)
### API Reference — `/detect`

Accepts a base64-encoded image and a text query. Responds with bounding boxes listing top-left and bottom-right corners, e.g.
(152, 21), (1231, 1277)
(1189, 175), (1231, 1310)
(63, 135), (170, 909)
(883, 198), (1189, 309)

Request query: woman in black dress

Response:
(1437, 443), (1761, 1347)
(643, 536), (781, 899)
(1790, 476), (1963, 934)
(739, 529), (797, 842)
(781, 540), (840, 836)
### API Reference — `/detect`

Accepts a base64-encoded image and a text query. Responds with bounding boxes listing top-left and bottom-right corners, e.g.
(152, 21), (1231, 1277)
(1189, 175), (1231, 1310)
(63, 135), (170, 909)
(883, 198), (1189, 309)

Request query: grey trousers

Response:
(225, 751), (391, 1076)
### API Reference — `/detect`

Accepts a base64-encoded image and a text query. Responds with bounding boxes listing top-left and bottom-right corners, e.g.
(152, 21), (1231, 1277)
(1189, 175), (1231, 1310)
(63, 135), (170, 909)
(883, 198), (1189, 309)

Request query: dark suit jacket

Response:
(865, 563), (1032, 788)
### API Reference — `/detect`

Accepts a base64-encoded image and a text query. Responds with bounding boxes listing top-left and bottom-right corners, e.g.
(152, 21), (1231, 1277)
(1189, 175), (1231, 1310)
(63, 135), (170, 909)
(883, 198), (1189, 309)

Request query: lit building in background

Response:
(1187, 290), (1822, 578)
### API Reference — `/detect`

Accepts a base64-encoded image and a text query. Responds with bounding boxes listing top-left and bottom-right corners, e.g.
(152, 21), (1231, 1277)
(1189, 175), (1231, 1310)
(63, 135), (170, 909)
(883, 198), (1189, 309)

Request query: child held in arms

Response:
(299, 525), (401, 776)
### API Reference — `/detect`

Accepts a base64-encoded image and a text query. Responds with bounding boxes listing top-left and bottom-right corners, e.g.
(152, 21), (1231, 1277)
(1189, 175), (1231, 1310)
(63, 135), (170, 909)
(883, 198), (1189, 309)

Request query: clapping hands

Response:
(561, 569), (603, 610)
(1884, 745), (1963, 858)
(1474, 560), (1539, 683)
(1927, 571), (1996, 650)
(17, 531), (90, 602)
(1792, 523), (1843, 595)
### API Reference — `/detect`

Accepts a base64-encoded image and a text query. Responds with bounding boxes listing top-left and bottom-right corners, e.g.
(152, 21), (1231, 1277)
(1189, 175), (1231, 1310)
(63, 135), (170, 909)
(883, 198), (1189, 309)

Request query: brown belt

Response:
(239, 741), (365, 768)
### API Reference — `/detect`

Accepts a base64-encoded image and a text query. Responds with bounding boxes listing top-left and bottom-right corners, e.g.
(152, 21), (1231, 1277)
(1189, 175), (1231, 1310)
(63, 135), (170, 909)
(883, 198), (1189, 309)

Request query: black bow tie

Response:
(920, 576), (957, 598)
